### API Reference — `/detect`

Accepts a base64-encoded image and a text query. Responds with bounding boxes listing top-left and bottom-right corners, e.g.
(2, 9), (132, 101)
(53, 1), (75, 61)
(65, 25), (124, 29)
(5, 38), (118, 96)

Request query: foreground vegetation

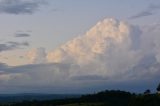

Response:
(1, 90), (160, 106)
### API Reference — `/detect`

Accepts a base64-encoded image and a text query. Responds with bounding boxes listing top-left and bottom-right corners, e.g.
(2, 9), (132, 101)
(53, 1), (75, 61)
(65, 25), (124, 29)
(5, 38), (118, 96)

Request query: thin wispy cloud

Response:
(130, 4), (160, 19)
(15, 33), (31, 37)
(0, 41), (29, 52)
(0, 0), (46, 15)
(7, 41), (29, 46)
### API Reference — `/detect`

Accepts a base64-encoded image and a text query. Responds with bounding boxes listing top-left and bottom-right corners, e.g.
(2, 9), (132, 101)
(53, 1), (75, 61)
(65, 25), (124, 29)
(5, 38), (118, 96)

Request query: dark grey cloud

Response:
(130, 4), (160, 19)
(0, 0), (46, 15)
(0, 41), (29, 52)
(15, 33), (31, 37)
(0, 44), (13, 52)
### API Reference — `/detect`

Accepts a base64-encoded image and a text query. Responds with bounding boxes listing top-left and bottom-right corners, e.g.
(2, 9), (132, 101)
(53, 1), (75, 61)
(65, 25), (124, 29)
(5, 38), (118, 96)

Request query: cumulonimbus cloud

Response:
(0, 18), (160, 93)
(47, 18), (142, 77)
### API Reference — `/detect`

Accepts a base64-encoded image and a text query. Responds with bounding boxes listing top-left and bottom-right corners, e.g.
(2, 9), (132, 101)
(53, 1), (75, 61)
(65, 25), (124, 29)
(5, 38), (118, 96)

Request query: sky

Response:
(0, 0), (160, 94)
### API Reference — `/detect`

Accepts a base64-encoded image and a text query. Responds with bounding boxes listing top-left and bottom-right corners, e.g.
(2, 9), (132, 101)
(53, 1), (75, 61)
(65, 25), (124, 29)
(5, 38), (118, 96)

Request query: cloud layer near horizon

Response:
(0, 18), (160, 93)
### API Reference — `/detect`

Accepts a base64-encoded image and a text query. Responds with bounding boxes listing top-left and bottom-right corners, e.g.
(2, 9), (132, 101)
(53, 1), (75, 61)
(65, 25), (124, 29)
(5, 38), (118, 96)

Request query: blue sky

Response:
(0, 0), (160, 93)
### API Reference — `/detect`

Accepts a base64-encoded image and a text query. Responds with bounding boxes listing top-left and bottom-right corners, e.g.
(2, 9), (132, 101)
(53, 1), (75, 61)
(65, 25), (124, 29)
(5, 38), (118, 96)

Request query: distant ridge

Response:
(0, 94), (80, 103)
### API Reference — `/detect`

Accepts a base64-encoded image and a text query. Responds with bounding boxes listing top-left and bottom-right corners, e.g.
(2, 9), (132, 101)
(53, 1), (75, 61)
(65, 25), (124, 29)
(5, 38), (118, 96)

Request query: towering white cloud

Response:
(47, 19), (130, 63)
(47, 18), (142, 78)
(0, 18), (160, 93)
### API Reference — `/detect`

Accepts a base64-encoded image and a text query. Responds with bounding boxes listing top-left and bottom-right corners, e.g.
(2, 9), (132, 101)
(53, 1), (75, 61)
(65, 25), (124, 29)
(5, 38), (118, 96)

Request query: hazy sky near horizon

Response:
(0, 0), (160, 93)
